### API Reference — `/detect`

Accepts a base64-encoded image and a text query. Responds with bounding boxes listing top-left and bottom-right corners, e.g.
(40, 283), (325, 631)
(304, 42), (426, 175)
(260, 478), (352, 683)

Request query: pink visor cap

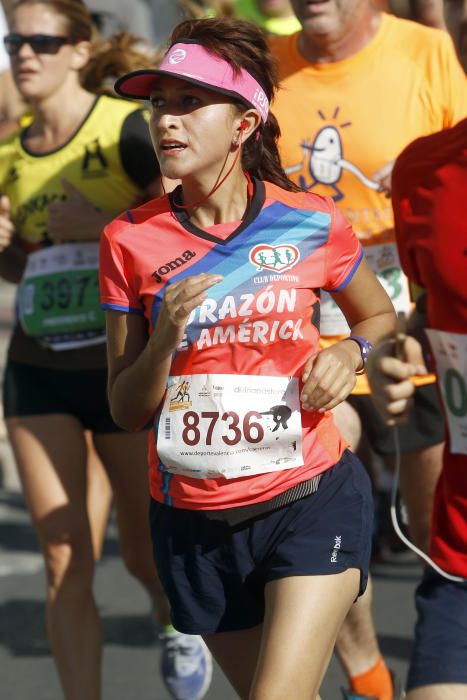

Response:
(114, 40), (269, 124)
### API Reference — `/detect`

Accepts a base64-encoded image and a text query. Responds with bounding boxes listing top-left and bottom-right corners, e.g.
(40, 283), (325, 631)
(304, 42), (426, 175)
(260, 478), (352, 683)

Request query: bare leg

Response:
(205, 570), (360, 700)
(203, 626), (262, 699)
(334, 575), (380, 675)
(332, 400), (362, 453)
(93, 431), (171, 626)
(408, 685), (467, 700)
(333, 399), (377, 482)
(85, 431), (112, 561)
(6, 415), (101, 700)
(397, 443), (444, 554)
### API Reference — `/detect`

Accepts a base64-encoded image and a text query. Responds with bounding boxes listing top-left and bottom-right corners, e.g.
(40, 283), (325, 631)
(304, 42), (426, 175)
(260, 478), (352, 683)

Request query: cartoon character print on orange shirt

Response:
(286, 108), (383, 203)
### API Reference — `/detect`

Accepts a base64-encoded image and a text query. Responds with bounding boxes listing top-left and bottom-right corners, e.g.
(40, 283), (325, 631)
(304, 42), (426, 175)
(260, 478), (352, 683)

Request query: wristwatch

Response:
(346, 335), (374, 374)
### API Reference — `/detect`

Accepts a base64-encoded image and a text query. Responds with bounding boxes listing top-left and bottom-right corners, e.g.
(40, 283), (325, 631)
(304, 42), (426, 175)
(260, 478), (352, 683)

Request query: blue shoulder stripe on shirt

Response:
(322, 247), (364, 293)
(101, 302), (144, 315)
(151, 202), (331, 326)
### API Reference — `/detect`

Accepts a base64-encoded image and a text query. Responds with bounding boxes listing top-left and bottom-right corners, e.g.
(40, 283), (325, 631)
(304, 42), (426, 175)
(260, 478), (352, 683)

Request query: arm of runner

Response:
(0, 194), (27, 283)
(47, 178), (113, 243)
(106, 273), (223, 431)
(0, 195), (14, 252)
(119, 108), (163, 203)
(367, 335), (428, 426)
(301, 258), (396, 413)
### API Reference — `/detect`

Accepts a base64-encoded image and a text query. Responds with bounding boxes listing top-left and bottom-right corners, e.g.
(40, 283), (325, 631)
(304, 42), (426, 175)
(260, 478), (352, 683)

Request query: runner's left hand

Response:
(300, 342), (361, 412)
(47, 178), (110, 242)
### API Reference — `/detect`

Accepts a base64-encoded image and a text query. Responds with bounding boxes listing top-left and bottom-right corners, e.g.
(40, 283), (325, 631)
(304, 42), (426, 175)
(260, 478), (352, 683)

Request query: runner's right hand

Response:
(153, 273), (223, 355)
(367, 335), (427, 425)
(0, 195), (15, 252)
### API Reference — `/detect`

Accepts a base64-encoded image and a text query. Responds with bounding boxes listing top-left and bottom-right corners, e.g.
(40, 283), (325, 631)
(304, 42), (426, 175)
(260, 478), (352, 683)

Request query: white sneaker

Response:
(159, 631), (213, 700)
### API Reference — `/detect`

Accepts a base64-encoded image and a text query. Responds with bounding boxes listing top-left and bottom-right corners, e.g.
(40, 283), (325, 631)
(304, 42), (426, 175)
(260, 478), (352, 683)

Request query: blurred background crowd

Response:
(0, 0), (465, 138)
(0, 1), (465, 699)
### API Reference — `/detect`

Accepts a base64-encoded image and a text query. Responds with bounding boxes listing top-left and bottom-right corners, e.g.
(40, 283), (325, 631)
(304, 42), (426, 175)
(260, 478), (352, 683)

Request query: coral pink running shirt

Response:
(100, 179), (362, 510)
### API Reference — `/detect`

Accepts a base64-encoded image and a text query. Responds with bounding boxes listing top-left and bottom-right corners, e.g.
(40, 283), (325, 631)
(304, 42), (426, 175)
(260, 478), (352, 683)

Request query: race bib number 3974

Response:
(18, 242), (105, 351)
(157, 374), (304, 479)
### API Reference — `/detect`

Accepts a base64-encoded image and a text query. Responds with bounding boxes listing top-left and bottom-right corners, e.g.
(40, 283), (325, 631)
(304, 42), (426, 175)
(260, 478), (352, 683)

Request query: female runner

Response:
(0, 2), (212, 700)
(101, 17), (396, 700)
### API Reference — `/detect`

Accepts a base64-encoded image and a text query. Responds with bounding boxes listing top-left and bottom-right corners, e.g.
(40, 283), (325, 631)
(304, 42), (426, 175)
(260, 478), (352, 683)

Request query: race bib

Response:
(157, 374), (304, 479)
(320, 242), (412, 336)
(426, 330), (467, 455)
(18, 242), (105, 351)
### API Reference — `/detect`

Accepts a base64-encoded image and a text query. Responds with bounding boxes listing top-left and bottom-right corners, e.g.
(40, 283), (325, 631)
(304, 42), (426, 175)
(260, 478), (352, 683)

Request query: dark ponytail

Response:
(241, 112), (302, 192)
(169, 17), (302, 192)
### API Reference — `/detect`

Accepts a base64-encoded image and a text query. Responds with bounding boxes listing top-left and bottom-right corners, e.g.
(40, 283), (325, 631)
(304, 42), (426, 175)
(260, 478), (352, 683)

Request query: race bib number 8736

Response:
(157, 374), (304, 479)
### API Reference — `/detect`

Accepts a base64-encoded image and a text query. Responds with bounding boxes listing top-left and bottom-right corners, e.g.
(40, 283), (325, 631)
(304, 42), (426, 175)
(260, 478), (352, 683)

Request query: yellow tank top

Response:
(0, 94), (150, 250)
(0, 94), (155, 370)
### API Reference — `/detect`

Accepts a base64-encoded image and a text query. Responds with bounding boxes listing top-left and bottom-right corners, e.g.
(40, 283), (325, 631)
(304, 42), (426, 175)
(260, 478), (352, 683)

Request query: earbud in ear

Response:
(239, 120), (248, 131)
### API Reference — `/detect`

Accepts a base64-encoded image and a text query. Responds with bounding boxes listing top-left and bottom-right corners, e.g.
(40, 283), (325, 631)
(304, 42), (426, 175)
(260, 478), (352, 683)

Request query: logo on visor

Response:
(253, 88), (269, 119)
(169, 49), (187, 65)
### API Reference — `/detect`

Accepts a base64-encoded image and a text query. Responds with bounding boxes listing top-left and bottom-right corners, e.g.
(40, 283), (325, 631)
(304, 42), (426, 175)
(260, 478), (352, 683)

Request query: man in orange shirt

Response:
(270, 2), (467, 699)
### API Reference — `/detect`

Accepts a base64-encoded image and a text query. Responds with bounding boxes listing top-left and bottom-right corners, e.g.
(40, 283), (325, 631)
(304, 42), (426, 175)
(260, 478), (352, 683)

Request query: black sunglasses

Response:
(3, 33), (72, 56)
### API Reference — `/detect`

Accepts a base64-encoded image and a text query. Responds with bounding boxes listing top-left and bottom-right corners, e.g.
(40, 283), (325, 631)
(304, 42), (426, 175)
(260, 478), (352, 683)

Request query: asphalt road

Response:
(0, 487), (421, 700)
(0, 280), (420, 699)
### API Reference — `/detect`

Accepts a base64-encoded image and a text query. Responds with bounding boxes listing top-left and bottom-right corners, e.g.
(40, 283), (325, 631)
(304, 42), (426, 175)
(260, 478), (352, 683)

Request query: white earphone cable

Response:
(391, 426), (466, 583)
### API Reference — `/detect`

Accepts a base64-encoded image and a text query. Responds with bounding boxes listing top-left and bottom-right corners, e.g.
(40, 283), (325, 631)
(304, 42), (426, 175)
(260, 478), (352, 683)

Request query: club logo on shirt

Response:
(4, 165), (19, 186)
(152, 250), (197, 283)
(81, 138), (108, 179)
(249, 244), (300, 274)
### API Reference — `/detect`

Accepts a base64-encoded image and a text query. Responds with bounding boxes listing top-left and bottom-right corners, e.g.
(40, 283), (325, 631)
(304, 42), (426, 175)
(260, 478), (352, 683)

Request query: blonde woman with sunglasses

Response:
(0, 2), (212, 699)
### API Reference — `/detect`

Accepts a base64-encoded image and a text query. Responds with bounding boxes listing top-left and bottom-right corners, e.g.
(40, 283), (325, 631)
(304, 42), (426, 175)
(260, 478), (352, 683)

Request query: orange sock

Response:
(350, 656), (393, 700)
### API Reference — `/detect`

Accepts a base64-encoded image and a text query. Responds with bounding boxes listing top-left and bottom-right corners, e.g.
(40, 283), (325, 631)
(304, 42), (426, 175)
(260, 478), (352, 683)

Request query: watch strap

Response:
(347, 335), (374, 375)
